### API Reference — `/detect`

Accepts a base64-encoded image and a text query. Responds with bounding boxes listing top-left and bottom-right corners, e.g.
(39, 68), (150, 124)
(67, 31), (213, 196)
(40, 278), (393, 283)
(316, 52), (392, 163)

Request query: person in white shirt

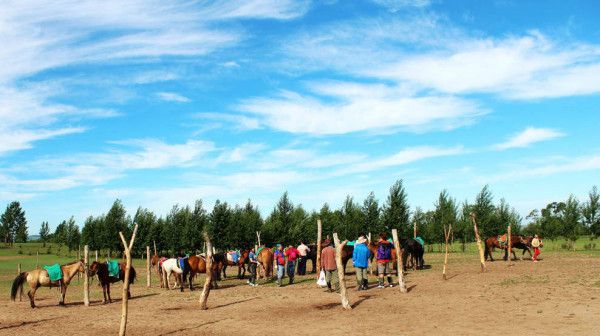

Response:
(297, 242), (311, 275)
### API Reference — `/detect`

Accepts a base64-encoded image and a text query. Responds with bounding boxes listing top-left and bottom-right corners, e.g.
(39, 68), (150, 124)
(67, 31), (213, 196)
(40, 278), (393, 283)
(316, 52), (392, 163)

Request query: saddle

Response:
(178, 256), (188, 270)
(227, 251), (240, 263)
(44, 263), (63, 282)
(107, 260), (120, 278)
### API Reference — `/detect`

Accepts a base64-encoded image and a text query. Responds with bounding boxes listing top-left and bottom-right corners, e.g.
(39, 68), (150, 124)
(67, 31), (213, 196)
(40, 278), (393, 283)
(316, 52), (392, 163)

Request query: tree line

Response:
(2, 181), (599, 256)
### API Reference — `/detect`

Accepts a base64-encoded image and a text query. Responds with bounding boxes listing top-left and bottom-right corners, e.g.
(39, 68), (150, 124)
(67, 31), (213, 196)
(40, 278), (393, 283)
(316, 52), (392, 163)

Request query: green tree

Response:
(208, 200), (232, 250)
(262, 192), (294, 245)
(65, 217), (80, 252)
(1, 201), (27, 245)
(582, 186), (600, 237)
(472, 185), (498, 237)
(81, 216), (99, 251)
(522, 210), (542, 236)
(53, 220), (68, 245)
(336, 195), (362, 240)
(455, 201), (473, 252)
(104, 199), (129, 254)
(432, 190), (458, 250)
(495, 198), (522, 234)
(362, 192), (381, 235)
(382, 180), (410, 237)
(190, 200), (210, 250)
(131, 207), (157, 255)
(540, 202), (565, 241)
(39, 221), (50, 247)
(562, 195), (581, 247)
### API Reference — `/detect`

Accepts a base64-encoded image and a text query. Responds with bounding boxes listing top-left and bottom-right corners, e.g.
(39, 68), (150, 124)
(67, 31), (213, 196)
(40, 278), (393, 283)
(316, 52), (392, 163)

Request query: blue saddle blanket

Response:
(178, 256), (188, 269)
(107, 260), (120, 278)
(415, 236), (425, 246)
(228, 251), (239, 263)
(44, 263), (62, 282)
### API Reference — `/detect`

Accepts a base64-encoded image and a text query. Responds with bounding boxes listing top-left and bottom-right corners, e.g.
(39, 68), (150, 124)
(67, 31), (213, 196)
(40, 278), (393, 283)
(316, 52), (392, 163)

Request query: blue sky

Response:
(1, 0), (599, 233)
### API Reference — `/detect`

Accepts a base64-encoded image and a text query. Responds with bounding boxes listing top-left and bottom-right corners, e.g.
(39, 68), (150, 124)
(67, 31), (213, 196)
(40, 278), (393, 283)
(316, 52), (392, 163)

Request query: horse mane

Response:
(63, 260), (82, 266)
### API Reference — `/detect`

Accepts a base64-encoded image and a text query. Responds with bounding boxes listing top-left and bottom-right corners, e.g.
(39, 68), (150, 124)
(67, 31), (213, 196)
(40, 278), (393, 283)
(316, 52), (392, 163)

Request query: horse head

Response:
(78, 260), (86, 274)
(88, 261), (99, 276)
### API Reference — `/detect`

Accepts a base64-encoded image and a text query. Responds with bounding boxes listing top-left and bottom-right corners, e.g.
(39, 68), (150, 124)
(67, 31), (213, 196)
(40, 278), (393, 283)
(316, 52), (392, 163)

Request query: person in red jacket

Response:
(285, 244), (300, 285)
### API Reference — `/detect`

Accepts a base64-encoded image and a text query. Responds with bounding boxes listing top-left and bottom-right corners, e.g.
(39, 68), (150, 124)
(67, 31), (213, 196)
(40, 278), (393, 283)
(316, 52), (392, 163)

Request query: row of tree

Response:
(2, 182), (599, 256)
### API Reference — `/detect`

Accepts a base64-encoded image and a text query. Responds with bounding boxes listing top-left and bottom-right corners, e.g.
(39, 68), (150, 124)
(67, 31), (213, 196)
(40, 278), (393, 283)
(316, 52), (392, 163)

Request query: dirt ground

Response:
(1, 251), (599, 336)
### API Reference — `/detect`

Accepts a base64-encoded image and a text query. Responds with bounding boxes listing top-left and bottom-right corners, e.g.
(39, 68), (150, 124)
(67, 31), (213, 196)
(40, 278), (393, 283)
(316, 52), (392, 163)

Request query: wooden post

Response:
(36, 251), (39, 268)
(256, 231), (261, 247)
(95, 250), (98, 261)
(77, 248), (81, 283)
(413, 220), (417, 239)
(368, 232), (373, 276)
(316, 219), (322, 276)
(146, 246), (151, 288)
(391, 229), (407, 293)
(153, 240), (157, 256)
(507, 224), (513, 265)
(470, 213), (486, 273)
(199, 232), (213, 310)
(118, 224), (138, 336)
(84, 245), (90, 306)
(17, 263), (22, 301)
(442, 224), (452, 280)
(333, 233), (351, 310)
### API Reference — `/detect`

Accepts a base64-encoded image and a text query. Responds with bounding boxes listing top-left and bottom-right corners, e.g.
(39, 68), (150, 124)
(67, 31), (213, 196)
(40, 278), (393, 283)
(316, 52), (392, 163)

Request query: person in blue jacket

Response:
(352, 234), (371, 291)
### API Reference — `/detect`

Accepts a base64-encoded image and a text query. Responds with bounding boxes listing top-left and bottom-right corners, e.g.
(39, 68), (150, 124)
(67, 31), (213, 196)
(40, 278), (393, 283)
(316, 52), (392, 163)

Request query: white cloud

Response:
(371, 0), (431, 11)
(157, 92), (191, 103)
(494, 127), (565, 150)
(239, 81), (481, 135)
(194, 112), (261, 131)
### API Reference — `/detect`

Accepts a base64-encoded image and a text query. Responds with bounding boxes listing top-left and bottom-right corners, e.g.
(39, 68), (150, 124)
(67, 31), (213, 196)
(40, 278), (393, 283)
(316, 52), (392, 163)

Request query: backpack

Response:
(377, 242), (392, 260)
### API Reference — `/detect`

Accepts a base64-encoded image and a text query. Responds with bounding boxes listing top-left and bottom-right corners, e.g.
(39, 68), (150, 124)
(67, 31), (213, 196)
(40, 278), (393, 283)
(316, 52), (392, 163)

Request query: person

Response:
(376, 233), (394, 288)
(274, 244), (286, 286)
(297, 241), (310, 275)
(532, 234), (541, 262)
(353, 234), (371, 291)
(320, 239), (338, 292)
(285, 244), (300, 284)
(247, 247), (259, 286)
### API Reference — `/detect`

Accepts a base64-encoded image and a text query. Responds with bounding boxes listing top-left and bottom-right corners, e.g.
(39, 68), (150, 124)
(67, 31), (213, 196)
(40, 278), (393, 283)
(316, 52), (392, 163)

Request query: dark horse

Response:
(484, 235), (538, 261)
(89, 261), (136, 303)
(180, 255), (220, 291)
(401, 238), (425, 270)
(219, 250), (249, 279)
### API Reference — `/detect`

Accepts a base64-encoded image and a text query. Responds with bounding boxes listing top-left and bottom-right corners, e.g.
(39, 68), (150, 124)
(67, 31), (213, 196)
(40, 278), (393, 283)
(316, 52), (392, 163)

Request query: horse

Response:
(181, 255), (220, 291)
(150, 254), (166, 288)
(88, 261), (136, 303)
(11, 260), (85, 308)
(401, 238), (424, 270)
(161, 258), (185, 290)
(220, 250), (249, 279)
(484, 235), (540, 261)
(257, 247), (273, 279)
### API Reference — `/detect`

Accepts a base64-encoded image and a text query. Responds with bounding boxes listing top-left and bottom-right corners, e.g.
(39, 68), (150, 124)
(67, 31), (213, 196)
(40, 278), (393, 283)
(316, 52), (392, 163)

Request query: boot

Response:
(362, 279), (368, 290)
(387, 276), (394, 287)
(377, 278), (384, 289)
(325, 282), (332, 292)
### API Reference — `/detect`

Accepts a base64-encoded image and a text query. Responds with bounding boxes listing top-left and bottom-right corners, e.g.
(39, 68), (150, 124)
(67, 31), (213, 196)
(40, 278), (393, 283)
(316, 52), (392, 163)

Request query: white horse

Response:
(161, 258), (184, 290)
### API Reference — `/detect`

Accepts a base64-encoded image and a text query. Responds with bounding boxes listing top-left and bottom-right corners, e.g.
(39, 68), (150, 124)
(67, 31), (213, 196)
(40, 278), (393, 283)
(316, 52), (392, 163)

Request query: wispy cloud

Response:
(157, 92), (191, 103)
(239, 81), (481, 135)
(494, 127), (565, 150)
(371, 0), (431, 11)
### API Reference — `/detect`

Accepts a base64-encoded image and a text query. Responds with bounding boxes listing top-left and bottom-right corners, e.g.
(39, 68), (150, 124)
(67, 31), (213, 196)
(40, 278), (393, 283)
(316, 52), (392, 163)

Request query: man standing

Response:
(353, 234), (370, 290)
(376, 233), (394, 288)
(320, 239), (338, 293)
(297, 241), (310, 275)
(285, 244), (300, 284)
(247, 247), (259, 286)
(274, 244), (286, 286)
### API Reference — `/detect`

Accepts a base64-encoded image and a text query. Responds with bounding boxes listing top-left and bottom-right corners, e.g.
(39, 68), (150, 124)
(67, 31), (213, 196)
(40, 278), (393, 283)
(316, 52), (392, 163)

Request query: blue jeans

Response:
(286, 261), (296, 284)
(277, 264), (285, 285)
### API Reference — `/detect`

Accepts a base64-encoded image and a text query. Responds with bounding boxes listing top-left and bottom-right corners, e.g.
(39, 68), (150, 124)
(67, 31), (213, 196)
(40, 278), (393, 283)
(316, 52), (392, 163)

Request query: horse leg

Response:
(102, 284), (107, 304)
(28, 286), (37, 308)
(59, 282), (66, 306)
(107, 283), (112, 303)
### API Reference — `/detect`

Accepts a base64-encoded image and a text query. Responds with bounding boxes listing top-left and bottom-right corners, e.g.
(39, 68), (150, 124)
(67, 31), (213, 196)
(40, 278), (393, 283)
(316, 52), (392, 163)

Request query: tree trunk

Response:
(84, 245), (90, 306)
(199, 232), (213, 310)
(333, 233), (351, 310)
(470, 213), (486, 272)
(391, 229), (407, 293)
(119, 224), (138, 336)
(316, 219), (322, 276)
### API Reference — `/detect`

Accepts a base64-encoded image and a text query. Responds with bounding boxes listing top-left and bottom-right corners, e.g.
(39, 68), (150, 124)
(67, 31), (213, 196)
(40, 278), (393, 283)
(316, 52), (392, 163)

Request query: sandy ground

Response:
(1, 251), (599, 336)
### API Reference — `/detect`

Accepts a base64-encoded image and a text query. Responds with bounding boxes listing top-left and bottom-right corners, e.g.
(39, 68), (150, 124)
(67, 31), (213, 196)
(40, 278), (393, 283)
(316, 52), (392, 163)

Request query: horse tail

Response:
(129, 266), (137, 284)
(11, 272), (27, 301)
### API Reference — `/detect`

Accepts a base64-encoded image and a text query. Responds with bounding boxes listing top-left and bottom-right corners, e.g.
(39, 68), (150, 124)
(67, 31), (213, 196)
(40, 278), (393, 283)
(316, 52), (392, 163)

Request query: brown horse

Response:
(181, 255), (220, 291)
(306, 242), (354, 273)
(88, 261), (136, 303)
(484, 235), (540, 261)
(220, 250), (249, 279)
(257, 247), (273, 279)
(11, 260), (85, 308)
